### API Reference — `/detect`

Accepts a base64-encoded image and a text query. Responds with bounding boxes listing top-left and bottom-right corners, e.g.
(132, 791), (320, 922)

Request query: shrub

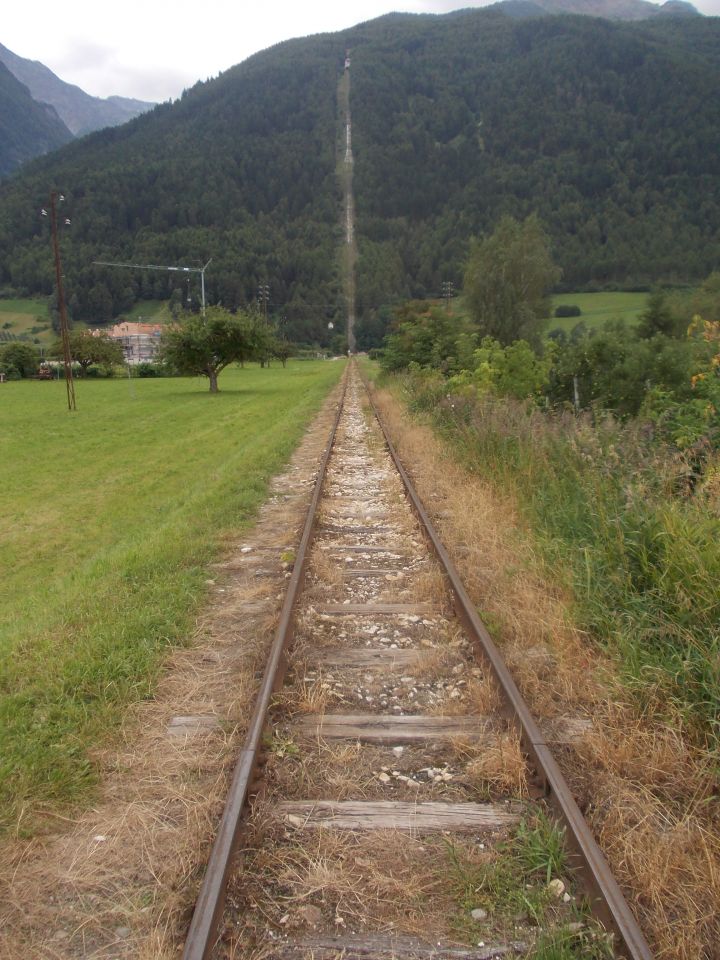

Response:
(0, 361), (21, 380)
(136, 362), (162, 377)
(554, 304), (582, 318)
(0, 342), (38, 377)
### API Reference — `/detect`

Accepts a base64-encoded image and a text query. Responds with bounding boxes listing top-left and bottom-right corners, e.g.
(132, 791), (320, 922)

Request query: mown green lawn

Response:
(0, 361), (344, 833)
(547, 291), (647, 333)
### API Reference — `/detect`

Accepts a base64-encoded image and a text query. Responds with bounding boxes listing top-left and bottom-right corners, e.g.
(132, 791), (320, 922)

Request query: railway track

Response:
(183, 363), (652, 960)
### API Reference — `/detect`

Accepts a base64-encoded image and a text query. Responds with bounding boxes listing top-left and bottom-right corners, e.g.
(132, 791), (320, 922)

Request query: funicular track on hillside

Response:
(182, 363), (652, 960)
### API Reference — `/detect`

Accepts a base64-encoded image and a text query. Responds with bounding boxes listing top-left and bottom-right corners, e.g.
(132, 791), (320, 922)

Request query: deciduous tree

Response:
(160, 307), (266, 392)
(51, 330), (124, 376)
(463, 215), (561, 346)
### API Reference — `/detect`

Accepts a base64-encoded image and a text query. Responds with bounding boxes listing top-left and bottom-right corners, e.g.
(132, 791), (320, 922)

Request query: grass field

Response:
(547, 291), (647, 333)
(0, 298), (53, 345)
(0, 361), (344, 834)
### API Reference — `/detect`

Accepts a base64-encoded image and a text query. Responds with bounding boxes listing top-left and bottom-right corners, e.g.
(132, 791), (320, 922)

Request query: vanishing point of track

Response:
(183, 363), (652, 960)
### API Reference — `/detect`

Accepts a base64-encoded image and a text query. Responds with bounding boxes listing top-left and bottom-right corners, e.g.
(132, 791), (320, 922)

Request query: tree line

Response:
(381, 215), (720, 455)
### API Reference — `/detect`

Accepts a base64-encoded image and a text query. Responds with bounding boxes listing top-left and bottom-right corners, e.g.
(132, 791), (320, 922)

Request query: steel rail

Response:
(360, 367), (653, 960)
(182, 369), (349, 960)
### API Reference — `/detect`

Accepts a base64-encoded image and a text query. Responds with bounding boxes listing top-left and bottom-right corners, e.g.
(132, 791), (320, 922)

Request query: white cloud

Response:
(3, 0), (720, 102)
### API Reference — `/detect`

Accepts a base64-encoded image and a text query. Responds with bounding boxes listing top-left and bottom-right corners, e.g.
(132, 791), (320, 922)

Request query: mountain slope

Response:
(347, 11), (720, 342)
(0, 43), (155, 135)
(0, 61), (73, 178)
(0, 34), (347, 343)
(0, 11), (718, 346)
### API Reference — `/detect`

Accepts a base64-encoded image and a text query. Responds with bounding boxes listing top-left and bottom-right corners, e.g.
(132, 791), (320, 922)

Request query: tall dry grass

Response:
(367, 370), (720, 959)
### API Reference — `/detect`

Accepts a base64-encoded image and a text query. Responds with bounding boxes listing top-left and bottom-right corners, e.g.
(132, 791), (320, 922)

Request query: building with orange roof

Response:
(107, 321), (164, 365)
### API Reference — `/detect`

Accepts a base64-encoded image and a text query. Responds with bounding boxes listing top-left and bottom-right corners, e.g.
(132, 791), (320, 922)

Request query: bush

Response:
(0, 342), (38, 378)
(0, 361), (21, 380)
(135, 362), (162, 377)
(554, 304), (582, 318)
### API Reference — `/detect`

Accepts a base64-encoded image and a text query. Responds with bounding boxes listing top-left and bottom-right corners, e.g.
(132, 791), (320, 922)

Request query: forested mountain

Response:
(0, 10), (718, 346)
(349, 12), (720, 344)
(0, 43), (155, 136)
(0, 61), (73, 178)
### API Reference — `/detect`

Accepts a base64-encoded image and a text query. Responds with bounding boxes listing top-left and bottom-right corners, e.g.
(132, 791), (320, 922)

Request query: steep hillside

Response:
(0, 11), (718, 346)
(0, 43), (155, 135)
(0, 61), (73, 178)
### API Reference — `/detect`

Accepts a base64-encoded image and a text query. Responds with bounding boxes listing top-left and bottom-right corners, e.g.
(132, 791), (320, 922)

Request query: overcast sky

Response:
(4, 0), (720, 102)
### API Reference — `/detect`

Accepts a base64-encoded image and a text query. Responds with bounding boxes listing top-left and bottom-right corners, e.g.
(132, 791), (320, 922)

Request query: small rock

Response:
(392, 746), (404, 756)
(378, 772), (391, 783)
(240, 546), (252, 553)
(563, 892), (572, 903)
(115, 927), (131, 939)
(297, 904), (323, 928)
(547, 879), (566, 898)
(470, 908), (488, 922)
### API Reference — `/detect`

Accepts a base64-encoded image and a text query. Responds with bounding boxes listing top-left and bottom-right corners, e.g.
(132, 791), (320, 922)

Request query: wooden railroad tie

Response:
(278, 799), (520, 831)
(304, 647), (424, 668)
(292, 713), (593, 746)
(313, 603), (438, 616)
(292, 713), (493, 744)
(272, 934), (527, 960)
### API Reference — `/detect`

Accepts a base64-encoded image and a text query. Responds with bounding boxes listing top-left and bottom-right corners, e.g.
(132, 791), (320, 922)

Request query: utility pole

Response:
(258, 283), (270, 323)
(44, 192), (76, 411)
(573, 375), (581, 413)
(442, 280), (454, 313)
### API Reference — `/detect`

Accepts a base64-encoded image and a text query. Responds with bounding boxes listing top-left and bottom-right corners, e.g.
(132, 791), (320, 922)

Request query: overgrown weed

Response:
(398, 368), (720, 746)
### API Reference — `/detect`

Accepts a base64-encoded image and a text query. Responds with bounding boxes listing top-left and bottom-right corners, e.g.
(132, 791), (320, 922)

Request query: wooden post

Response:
(49, 192), (76, 411)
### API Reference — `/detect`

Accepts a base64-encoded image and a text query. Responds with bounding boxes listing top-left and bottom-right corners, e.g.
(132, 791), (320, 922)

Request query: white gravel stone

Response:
(547, 879), (566, 898)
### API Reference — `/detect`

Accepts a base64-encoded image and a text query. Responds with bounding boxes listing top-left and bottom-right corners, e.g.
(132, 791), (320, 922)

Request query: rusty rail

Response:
(360, 367), (652, 960)
(182, 370), (348, 960)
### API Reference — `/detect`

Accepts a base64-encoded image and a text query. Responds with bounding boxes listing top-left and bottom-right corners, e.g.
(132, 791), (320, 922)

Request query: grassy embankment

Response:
(548, 291), (646, 332)
(0, 298), (171, 350)
(421, 291), (646, 336)
(0, 361), (344, 834)
(373, 363), (719, 748)
(0, 298), (55, 346)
